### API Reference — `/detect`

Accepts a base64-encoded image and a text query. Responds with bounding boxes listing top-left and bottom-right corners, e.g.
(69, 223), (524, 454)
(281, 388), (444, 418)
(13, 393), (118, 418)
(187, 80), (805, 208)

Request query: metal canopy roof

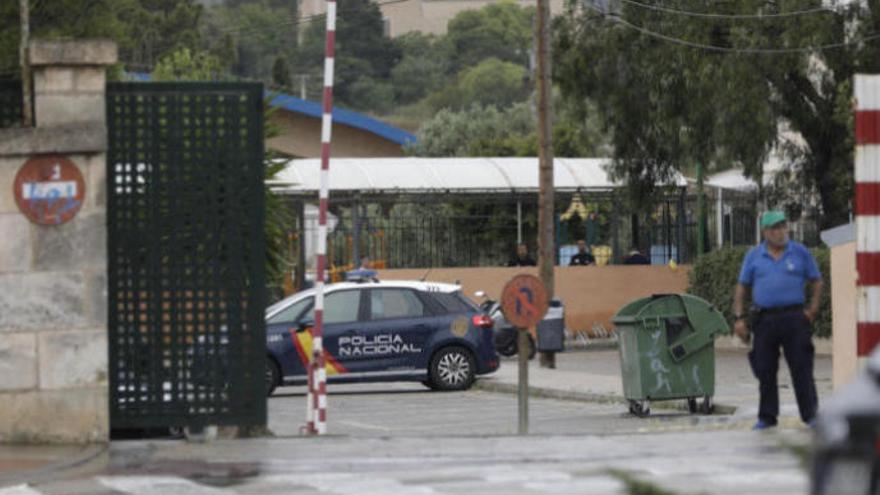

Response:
(273, 157), (687, 196)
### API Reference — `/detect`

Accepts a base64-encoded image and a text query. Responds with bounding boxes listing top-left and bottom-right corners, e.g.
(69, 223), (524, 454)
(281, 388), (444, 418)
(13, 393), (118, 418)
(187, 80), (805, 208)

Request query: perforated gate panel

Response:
(0, 80), (23, 128)
(106, 83), (267, 430)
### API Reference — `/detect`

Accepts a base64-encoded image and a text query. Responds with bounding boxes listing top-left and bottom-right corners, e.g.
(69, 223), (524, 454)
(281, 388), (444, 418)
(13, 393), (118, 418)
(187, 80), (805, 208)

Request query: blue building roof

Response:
(126, 73), (416, 146)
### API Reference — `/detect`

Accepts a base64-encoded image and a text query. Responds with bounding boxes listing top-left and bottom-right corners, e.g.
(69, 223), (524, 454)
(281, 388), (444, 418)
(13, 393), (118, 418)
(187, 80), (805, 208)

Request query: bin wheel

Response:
(700, 396), (714, 415)
(628, 400), (650, 417)
(687, 398), (698, 414)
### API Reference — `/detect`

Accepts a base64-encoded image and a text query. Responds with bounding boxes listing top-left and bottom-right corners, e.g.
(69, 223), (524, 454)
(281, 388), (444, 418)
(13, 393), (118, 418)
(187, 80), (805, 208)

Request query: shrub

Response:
(687, 246), (832, 338)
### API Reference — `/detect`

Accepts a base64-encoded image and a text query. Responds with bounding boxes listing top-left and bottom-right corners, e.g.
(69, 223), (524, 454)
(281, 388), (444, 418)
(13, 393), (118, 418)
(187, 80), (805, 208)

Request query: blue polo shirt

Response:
(738, 241), (821, 309)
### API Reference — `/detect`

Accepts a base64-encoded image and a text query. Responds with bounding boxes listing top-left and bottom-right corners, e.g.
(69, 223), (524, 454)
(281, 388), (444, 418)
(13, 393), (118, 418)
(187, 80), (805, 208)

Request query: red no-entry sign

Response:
(500, 274), (549, 329)
(13, 155), (85, 225)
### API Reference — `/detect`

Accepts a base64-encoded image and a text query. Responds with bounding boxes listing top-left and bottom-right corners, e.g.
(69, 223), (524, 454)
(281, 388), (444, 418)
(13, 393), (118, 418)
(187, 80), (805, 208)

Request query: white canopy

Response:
(272, 157), (687, 195)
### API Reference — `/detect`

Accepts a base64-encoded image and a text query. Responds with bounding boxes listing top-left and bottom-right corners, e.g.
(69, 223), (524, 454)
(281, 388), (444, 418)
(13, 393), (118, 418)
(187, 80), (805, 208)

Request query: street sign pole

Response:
(501, 274), (549, 436)
(517, 327), (530, 435)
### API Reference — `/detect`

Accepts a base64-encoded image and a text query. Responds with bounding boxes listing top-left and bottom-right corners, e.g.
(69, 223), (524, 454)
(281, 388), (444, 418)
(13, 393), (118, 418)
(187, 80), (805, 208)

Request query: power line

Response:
(610, 0), (835, 20)
(214, 0), (414, 38)
(582, 2), (880, 54)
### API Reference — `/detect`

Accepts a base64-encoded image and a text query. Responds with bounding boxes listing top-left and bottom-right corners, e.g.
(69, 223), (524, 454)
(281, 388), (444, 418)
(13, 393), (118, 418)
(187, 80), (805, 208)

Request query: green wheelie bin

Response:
(611, 294), (728, 417)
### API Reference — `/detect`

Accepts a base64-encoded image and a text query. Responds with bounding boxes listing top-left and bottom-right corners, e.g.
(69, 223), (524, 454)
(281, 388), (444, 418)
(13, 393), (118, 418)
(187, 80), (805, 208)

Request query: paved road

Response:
(268, 382), (733, 437)
(2, 428), (812, 495)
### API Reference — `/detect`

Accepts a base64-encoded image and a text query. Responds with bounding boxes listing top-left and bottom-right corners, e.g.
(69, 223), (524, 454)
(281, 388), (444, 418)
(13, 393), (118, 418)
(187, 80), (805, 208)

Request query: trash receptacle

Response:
(611, 293), (728, 417)
(536, 298), (565, 352)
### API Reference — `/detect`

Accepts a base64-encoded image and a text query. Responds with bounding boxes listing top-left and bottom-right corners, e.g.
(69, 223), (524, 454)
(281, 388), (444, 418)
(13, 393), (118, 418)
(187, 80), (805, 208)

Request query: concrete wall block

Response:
(0, 158), (18, 214)
(86, 154), (106, 211)
(35, 94), (105, 127)
(85, 271), (107, 329)
(0, 125), (107, 156)
(38, 330), (107, 390)
(33, 67), (74, 93)
(33, 211), (106, 272)
(0, 388), (108, 444)
(0, 333), (37, 391)
(29, 40), (117, 67)
(74, 67), (106, 92)
(0, 214), (32, 272)
(0, 272), (86, 331)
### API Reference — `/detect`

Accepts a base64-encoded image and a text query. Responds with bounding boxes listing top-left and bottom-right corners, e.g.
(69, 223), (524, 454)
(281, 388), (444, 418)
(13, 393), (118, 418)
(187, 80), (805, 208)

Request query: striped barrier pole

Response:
(305, 0), (337, 436)
(855, 75), (880, 365)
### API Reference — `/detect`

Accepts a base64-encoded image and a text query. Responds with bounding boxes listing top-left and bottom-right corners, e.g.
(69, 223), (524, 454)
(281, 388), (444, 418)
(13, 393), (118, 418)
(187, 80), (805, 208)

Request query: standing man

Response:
(569, 239), (596, 266)
(507, 243), (537, 267)
(733, 211), (823, 430)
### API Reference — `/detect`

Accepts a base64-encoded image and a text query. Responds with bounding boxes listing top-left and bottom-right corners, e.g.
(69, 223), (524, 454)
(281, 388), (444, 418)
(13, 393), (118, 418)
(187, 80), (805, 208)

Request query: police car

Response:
(264, 279), (500, 395)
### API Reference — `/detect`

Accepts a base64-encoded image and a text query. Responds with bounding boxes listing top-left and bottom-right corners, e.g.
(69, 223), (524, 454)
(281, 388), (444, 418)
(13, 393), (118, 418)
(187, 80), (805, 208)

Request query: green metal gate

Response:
(106, 83), (267, 431)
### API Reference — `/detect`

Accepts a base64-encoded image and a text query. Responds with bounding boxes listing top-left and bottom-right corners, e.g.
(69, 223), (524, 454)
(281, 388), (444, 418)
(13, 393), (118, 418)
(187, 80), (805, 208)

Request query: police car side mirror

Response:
(297, 320), (314, 333)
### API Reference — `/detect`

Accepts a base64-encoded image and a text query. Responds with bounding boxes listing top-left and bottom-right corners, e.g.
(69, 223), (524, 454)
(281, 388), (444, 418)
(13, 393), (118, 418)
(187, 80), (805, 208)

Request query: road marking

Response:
(261, 473), (435, 495)
(97, 476), (231, 494)
(0, 485), (42, 495)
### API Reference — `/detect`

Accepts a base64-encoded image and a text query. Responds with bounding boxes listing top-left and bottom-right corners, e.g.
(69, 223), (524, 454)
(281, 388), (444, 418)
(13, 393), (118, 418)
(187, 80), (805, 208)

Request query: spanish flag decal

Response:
(289, 328), (348, 375)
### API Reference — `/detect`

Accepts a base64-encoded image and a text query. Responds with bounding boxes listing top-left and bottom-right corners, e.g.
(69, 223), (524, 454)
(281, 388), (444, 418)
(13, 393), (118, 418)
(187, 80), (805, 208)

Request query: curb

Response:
(475, 380), (738, 416)
(0, 444), (108, 488)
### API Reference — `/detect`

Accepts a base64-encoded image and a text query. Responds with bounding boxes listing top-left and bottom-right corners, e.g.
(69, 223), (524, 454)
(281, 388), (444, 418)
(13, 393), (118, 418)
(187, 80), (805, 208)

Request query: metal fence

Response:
(290, 188), (815, 271)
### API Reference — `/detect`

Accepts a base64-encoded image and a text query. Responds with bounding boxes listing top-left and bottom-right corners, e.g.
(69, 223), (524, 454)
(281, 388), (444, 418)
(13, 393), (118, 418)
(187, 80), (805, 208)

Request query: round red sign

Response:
(13, 155), (86, 225)
(500, 274), (549, 329)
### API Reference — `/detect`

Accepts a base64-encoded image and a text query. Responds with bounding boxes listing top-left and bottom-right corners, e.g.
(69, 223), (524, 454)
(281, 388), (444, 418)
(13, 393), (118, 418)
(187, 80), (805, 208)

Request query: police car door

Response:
(338, 288), (430, 377)
(296, 289), (364, 381)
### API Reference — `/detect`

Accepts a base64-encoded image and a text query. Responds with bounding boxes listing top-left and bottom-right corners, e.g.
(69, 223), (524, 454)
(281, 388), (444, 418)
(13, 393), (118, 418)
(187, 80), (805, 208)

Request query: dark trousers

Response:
(748, 310), (818, 424)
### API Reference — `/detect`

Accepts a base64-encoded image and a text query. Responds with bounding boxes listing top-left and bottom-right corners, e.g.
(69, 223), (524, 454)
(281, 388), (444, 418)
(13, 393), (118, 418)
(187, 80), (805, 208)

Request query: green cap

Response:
(760, 210), (786, 229)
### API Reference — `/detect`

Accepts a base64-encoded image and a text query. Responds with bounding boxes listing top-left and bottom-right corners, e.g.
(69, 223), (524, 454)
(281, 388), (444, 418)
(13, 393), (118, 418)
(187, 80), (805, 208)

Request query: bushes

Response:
(687, 246), (832, 338)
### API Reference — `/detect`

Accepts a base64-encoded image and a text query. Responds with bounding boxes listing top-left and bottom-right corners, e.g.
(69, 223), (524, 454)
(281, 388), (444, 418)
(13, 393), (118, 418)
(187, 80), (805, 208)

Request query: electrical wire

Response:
(582, 2), (880, 53)
(611, 0), (835, 20)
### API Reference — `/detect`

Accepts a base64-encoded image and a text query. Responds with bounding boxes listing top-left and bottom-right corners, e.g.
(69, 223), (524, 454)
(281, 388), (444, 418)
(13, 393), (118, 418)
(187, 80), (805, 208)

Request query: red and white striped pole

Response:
(855, 75), (880, 365)
(305, 0), (337, 436)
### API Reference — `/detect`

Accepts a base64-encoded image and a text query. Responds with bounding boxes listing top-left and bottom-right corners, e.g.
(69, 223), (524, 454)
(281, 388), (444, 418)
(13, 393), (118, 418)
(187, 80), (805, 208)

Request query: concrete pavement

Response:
(479, 347), (833, 425)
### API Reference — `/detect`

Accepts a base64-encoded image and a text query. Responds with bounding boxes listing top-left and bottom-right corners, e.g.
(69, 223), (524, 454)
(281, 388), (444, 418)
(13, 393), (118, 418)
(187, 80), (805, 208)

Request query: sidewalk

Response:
(477, 346), (833, 421)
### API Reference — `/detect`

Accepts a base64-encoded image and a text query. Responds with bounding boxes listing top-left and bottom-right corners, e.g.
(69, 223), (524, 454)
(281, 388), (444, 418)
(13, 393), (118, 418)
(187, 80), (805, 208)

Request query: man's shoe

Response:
(752, 419), (777, 430)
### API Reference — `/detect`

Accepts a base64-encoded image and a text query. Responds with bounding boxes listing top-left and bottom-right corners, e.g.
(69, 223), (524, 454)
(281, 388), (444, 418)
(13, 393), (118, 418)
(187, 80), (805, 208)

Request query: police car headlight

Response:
(267, 334), (284, 344)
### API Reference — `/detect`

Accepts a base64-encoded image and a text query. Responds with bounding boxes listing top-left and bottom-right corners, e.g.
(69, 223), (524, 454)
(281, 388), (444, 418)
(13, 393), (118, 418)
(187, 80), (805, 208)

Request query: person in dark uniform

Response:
(507, 242), (536, 267)
(570, 240), (596, 266)
(622, 247), (650, 265)
(733, 211), (823, 430)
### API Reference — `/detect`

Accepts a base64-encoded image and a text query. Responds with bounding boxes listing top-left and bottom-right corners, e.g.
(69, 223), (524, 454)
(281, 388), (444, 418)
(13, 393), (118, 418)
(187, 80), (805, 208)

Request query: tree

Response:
(445, 1), (535, 71)
(152, 47), (224, 81)
(390, 32), (450, 105)
(296, 0), (401, 108)
(408, 103), (535, 157)
(0, 0), (203, 76)
(553, 1), (878, 227)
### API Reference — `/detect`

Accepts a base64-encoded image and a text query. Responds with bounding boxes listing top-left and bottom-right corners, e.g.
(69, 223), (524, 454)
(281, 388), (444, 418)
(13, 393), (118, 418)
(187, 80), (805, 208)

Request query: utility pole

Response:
(536, 0), (555, 369)
(19, 0), (33, 127)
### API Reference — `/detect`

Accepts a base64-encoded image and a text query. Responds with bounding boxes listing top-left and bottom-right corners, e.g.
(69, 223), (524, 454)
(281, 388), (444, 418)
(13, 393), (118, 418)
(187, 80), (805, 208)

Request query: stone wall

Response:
(0, 40), (116, 444)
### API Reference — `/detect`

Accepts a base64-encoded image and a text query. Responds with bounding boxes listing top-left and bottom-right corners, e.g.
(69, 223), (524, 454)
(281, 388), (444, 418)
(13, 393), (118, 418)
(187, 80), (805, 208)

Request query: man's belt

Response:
(755, 304), (804, 315)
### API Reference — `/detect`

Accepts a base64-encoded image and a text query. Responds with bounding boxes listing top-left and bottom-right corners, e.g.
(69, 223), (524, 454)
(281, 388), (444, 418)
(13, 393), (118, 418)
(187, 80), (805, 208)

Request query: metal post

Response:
(611, 193), (620, 264)
(677, 188), (685, 263)
(517, 200), (523, 244)
(352, 198), (361, 267)
(854, 76), (880, 363)
(296, 201), (306, 291)
(305, 0), (337, 436)
(696, 163), (705, 257)
(517, 327), (529, 434)
(19, 0), (33, 127)
(716, 187), (724, 248)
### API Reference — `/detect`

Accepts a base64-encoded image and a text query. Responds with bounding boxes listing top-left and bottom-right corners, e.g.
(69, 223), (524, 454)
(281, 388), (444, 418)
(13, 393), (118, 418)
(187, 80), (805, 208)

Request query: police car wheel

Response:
(266, 358), (280, 397)
(429, 347), (476, 391)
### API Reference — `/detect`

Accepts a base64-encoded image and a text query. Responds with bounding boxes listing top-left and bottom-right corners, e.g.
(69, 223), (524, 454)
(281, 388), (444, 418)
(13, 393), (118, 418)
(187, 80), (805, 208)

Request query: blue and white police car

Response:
(264, 279), (500, 395)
